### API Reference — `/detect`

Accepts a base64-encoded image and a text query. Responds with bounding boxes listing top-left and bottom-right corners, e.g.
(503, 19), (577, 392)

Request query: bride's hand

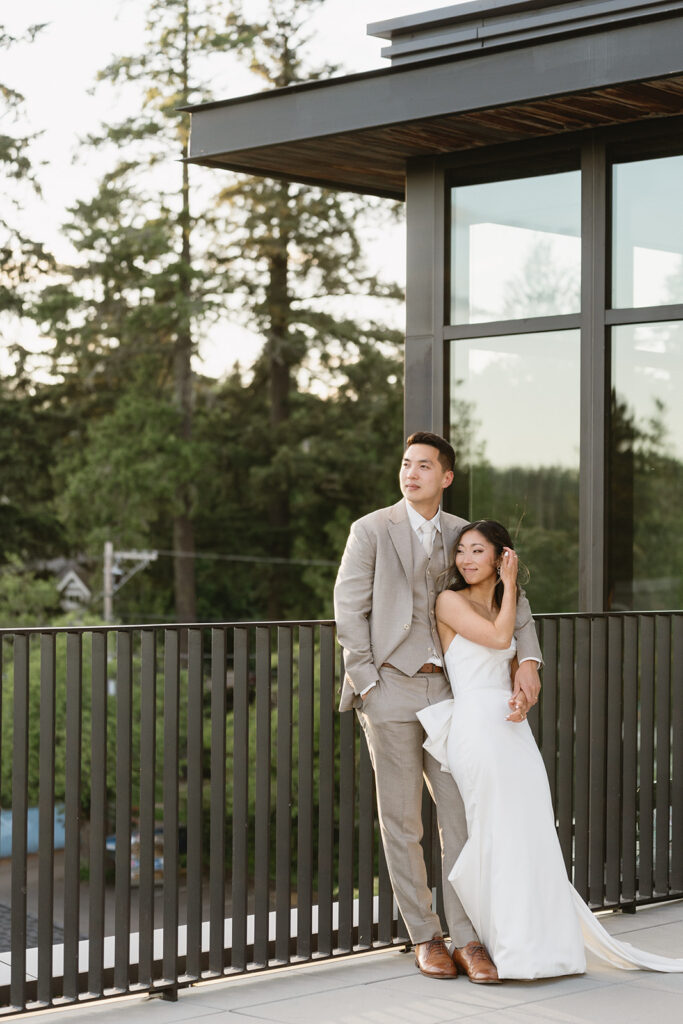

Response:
(507, 694), (527, 723)
(499, 547), (518, 587)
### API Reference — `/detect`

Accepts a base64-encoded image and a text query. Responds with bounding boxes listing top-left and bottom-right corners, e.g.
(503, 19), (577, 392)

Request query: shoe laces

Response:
(467, 942), (490, 964)
(424, 938), (448, 954)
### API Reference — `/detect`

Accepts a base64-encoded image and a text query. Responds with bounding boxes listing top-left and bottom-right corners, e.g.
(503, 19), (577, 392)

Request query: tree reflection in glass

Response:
(447, 332), (580, 613)
(608, 322), (683, 610)
(612, 155), (683, 309)
(451, 171), (581, 324)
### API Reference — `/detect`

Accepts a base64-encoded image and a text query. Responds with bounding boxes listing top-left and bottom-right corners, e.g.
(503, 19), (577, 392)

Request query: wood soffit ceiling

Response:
(193, 75), (683, 199)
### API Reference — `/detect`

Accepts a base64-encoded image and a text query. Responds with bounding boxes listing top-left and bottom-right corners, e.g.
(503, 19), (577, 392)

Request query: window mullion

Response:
(579, 139), (608, 612)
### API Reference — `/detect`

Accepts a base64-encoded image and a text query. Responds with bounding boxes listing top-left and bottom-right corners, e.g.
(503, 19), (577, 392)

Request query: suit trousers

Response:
(357, 665), (478, 947)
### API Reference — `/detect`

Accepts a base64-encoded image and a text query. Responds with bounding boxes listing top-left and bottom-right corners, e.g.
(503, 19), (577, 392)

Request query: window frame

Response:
(432, 121), (683, 611)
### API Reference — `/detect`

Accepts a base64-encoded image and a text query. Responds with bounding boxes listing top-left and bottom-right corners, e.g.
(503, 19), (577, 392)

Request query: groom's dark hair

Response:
(405, 431), (455, 473)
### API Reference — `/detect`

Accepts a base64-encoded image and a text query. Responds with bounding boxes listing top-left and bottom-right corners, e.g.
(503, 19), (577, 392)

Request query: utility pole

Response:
(104, 541), (114, 623)
(102, 543), (158, 623)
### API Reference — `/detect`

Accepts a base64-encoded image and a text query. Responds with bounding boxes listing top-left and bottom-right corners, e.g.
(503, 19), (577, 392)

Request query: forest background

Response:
(1, 0), (614, 630)
(0, 0), (421, 628)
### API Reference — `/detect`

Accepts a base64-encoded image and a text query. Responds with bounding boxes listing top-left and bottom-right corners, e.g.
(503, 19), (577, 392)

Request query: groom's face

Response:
(399, 444), (453, 507)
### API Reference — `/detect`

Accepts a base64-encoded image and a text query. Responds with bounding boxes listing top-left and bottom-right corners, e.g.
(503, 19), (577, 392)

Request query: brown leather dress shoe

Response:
(452, 941), (500, 984)
(414, 937), (458, 979)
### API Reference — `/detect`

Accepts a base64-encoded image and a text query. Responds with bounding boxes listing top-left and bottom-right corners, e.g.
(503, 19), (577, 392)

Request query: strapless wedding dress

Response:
(417, 633), (683, 979)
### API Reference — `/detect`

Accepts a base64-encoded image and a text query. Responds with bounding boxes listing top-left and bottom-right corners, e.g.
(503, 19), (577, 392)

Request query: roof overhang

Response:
(185, 0), (683, 199)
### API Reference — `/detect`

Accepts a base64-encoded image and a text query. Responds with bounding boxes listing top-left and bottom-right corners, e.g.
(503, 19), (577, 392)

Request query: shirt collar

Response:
(406, 501), (441, 535)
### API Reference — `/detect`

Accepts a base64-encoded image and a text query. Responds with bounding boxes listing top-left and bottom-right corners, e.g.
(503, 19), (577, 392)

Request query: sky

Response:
(2, 1), (458, 378)
(4, 2), (681, 472)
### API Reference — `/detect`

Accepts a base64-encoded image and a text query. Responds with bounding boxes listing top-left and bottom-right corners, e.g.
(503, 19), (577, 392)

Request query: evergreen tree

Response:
(0, 24), (64, 595)
(37, 1), (238, 622)
(220, 0), (403, 616)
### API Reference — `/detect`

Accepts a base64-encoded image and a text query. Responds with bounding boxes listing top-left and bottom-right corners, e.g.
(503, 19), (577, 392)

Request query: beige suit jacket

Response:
(334, 498), (542, 711)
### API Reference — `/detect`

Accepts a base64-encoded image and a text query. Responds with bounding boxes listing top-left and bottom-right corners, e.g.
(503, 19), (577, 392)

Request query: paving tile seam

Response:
(136, 963), (627, 1018)
(199, 978), (605, 1021)
(191, 974), (430, 1013)
(611, 921), (683, 941)
(444, 975), (632, 1020)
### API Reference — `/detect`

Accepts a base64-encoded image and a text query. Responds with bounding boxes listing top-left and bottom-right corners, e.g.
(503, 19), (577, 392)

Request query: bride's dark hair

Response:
(441, 519), (528, 608)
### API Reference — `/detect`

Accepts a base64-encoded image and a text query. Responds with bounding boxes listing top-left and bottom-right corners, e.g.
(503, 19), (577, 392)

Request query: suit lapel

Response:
(387, 499), (413, 581)
(440, 517), (457, 564)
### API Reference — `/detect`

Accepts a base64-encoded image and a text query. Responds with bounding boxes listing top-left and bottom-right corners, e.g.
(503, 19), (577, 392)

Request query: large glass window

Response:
(449, 331), (580, 612)
(608, 322), (683, 610)
(450, 171), (581, 324)
(445, 146), (683, 613)
(612, 155), (683, 309)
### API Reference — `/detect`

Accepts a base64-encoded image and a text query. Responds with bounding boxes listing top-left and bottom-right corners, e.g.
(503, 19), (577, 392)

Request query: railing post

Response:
(88, 630), (108, 996)
(295, 625), (313, 960)
(114, 630), (133, 992)
(253, 625), (272, 967)
(186, 627), (204, 979)
(208, 627), (227, 976)
(37, 633), (56, 1005)
(275, 625), (293, 963)
(10, 633), (29, 1010)
(63, 631), (83, 1000)
(161, 628), (180, 996)
(138, 628), (157, 986)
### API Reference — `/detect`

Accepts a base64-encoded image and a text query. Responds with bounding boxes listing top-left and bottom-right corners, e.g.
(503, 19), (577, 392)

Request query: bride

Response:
(417, 520), (683, 980)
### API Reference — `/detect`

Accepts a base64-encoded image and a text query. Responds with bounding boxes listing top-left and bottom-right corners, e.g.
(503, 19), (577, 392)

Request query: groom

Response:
(334, 431), (542, 982)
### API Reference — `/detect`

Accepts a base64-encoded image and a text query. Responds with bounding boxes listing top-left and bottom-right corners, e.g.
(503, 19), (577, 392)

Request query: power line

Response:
(154, 548), (338, 567)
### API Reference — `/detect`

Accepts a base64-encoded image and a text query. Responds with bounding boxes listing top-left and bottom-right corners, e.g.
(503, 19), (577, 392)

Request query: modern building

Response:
(186, 0), (683, 615)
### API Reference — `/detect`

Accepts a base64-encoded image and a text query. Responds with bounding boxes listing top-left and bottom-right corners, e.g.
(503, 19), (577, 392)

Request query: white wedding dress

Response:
(417, 634), (683, 979)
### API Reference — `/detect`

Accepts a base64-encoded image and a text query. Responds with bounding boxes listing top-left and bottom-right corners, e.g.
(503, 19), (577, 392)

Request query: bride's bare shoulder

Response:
(436, 589), (468, 613)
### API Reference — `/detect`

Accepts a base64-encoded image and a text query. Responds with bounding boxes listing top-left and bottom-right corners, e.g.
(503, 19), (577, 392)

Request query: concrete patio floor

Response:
(11, 899), (683, 1024)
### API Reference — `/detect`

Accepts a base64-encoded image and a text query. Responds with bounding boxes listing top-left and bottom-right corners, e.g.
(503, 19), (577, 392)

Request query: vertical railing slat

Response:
(10, 633), (29, 1010)
(337, 678), (356, 953)
(671, 615), (683, 893)
(275, 626), (293, 964)
(209, 628), (227, 976)
(114, 631), (133, 992)
(37, 633), (56, 1005)
(253, 626), (272, 967)
(605, 617), (623, 904)
(162, 629), (180, 985)
(63, 632), (83, 1000)
(557, 618), (575, 874)
(377, 838), (395, 944)
(621, 616), (639, 902)
(186, 628), (204, 979)
(230, 627), (249, 972)
(539, 618), (558, 805)
(88, 631), (108, 996)
(357, 734), (375, 948)
(138, 629), (157, 987)
(316, 625), (336, 955)
(296, 626), (314, 960)
(573, 617), (590, 899)
(639, 615), (655, 898)
(654, 615), (671, 895)
(589, 618), (607, 907)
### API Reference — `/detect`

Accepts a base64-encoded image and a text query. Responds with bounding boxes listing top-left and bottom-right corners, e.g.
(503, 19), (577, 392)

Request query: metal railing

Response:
(0, 612), (680, 1014)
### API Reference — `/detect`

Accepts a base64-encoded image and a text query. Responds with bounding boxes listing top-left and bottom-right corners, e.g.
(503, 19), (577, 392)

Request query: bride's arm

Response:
(436, 550), (518, 649)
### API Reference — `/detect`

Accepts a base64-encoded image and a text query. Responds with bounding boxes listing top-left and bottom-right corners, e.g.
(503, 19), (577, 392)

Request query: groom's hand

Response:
(512, 660), (541, 708)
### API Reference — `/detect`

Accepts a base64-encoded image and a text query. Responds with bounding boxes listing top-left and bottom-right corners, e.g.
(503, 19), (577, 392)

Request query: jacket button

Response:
(403, 624), (410, 630)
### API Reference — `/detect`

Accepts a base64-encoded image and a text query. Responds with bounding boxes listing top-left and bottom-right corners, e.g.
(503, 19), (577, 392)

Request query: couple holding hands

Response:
(334, 431), (682, 982)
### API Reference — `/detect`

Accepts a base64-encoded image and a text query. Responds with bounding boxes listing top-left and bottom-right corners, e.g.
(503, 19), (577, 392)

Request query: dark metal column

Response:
(580, 140), (608, 611)
(405, 160), (447, 437)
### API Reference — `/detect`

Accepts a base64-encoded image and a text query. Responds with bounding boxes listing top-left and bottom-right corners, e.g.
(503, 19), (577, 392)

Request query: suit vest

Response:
(387, 526), (446, 676)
